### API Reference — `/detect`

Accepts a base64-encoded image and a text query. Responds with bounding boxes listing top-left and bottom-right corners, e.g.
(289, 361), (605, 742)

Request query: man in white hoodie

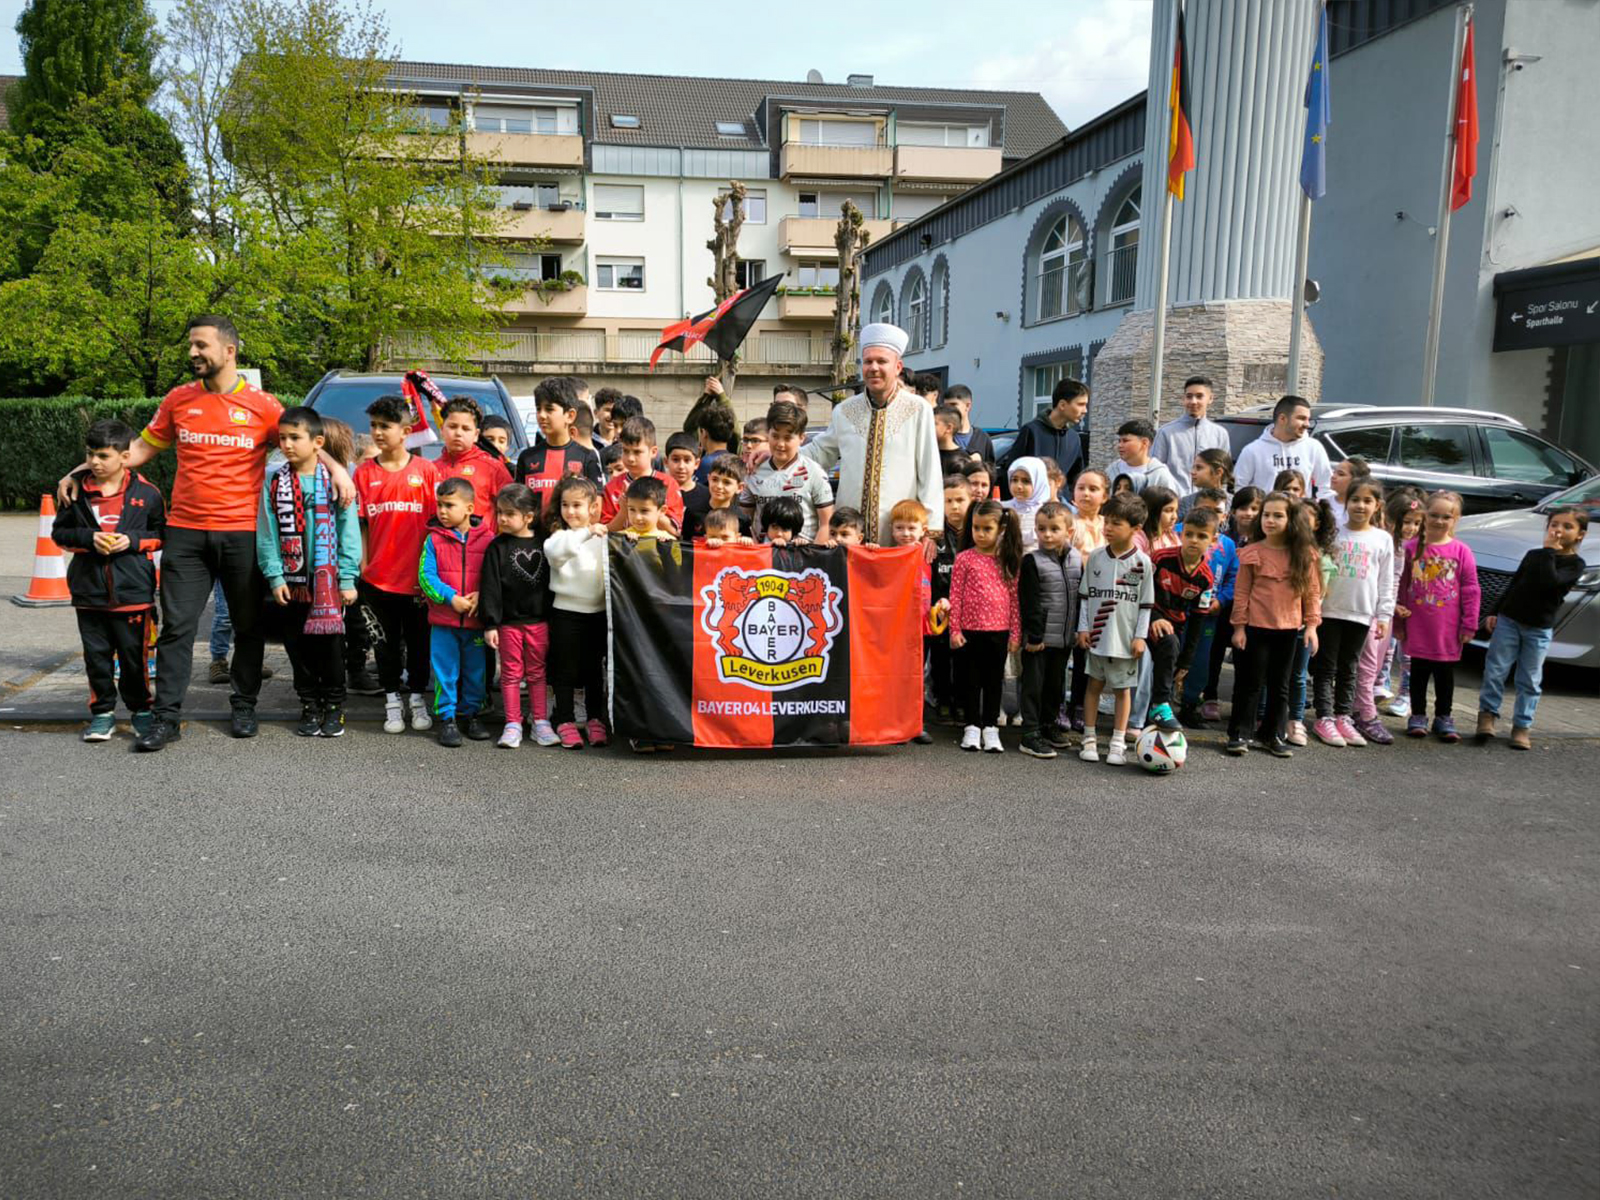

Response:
(1234, 395), (1332, 498)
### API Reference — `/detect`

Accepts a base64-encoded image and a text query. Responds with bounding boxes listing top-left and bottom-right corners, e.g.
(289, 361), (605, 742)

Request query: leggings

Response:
(1313, 617), (1370, 718)
(498, 621), (549, 725)
(1351, 620), (1390, 723)
(1229, 626), (1298, 742)
(958, 630), (1009, 728)
(1409, 657), (1456, 718)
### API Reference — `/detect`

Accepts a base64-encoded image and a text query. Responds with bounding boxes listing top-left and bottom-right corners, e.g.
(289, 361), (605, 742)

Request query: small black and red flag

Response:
(650, 272), (784, 369)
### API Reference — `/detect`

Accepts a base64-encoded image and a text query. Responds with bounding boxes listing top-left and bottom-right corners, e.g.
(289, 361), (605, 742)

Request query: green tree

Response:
(8, 0), (160, 137)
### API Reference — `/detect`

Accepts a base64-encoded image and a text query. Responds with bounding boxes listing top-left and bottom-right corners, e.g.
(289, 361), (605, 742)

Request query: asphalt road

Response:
(1, 723), (1596, 1199)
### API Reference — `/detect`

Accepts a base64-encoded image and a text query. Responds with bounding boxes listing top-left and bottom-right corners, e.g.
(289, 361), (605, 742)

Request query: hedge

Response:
(0, 395), (301, 510)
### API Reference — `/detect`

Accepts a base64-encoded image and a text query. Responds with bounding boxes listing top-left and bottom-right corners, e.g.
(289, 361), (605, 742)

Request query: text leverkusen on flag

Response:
(606, 540), (924, 748)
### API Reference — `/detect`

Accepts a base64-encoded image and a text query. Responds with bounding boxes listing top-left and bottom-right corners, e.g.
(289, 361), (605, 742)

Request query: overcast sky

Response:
(0, 0), (1153, 130)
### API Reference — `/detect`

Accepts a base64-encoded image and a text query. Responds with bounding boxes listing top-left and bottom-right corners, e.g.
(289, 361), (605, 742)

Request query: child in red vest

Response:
(419, 477), (496, 747)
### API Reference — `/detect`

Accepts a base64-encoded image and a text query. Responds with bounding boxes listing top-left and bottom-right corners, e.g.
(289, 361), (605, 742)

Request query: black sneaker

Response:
(462, 716), (494, 741)
(320, 706), (346, 738)
(230, 702), (259, 738)
(437, 718), (463, 748)
(1225, 737), (1248, 756)
(1178, 706), (1209, 730)
(347, 667), (382, 696)
(1268, 738), (1295, 759)
(1019, 733), (1058, 759)
(1046, 724), (1074, 748)
(296, 704), (322, 737)
(912, 729), (934, 744)
(134, 717), (181, 752)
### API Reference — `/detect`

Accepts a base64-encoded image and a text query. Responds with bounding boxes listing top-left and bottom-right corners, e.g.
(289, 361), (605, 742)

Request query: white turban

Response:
(859, 322), (909, 358)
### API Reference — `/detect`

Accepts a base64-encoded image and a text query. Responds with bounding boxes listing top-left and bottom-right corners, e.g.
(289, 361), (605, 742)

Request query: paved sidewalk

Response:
(4, 512), (1596, 735)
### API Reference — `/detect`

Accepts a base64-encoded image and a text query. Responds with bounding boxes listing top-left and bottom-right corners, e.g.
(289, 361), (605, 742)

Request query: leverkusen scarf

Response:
(271, 462), (344, 635)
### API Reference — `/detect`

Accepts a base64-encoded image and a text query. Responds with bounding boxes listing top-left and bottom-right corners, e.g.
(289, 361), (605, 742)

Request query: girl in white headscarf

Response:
(1002, 456), (1050, 552)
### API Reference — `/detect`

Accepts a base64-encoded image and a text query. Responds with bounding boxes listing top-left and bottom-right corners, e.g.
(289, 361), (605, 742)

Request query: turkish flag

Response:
(1450, 21), (1478, 211)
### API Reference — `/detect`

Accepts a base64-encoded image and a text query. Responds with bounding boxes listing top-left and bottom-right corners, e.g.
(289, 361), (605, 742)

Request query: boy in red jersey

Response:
(514, 376), (602, 521)
(600, 416), (683, 533)
(436, 396), (512, 515)
(355, 394), (440, 734)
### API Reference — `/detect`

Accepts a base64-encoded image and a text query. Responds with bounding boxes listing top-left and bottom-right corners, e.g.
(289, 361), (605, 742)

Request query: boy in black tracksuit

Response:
(1017, 501), (1081, 758)
(52, 419), (166, 742)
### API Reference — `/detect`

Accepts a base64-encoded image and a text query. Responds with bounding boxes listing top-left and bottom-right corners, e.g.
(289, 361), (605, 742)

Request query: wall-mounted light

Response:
(995, 311), (1010, 322)
(1503, 48), (1543, 71)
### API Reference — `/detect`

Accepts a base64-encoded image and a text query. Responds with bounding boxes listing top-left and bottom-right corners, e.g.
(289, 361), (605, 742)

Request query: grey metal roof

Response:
(385, 61), (1066, 159)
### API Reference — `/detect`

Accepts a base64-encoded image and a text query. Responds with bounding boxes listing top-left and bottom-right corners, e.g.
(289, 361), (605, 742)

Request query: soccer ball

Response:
(1136, 725), (1187, 773)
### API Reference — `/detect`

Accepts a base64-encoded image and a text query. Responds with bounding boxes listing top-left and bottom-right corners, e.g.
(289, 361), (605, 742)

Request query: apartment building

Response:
(379, 63), (1064, 423)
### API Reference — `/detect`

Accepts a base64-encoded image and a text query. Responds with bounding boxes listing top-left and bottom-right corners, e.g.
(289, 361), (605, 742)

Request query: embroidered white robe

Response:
(806, 388), (944, 546)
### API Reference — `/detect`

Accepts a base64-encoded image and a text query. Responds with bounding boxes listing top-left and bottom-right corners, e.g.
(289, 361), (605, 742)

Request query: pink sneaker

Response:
(1336, 716), (1367, 747)
(586, 718), (608, 747)
(1201, 700), (1220, 721)
(1312, 717), (1346, 747)
(556, 722), (584, 749)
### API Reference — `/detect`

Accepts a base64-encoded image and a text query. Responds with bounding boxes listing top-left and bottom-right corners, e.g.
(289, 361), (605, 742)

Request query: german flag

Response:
(608, 539), (923, 748)
(1167, 8), (1196, 199)
(650, 272), (783, 369)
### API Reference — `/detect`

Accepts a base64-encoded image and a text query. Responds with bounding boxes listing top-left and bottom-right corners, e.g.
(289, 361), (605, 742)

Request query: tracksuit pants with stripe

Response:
(430, 626), (486, 721)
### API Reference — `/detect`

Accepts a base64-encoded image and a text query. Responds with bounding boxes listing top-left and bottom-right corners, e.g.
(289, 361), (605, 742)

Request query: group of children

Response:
(55, 380), (1588, 761)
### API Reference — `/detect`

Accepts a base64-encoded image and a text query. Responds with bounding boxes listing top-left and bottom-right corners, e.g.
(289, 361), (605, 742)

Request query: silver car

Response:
(1456, 476), (1600, 670)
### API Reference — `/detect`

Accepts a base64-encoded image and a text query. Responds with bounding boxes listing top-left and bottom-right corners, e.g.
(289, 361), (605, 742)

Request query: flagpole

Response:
(1287, 185), (1312, 395)
(1421, 4), (1471, 408)
(1148, 0), (1183, 423)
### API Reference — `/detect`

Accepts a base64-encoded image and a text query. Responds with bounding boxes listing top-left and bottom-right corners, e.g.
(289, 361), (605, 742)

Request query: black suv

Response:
(302, 370), (529, 460)
(1213, 404), (1593, 514)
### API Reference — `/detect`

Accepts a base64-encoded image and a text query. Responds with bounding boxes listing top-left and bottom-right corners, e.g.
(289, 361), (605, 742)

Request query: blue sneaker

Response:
(1406, 714), (1429, 738)
(130, 710), (154, 739)
(1433, 715), (1460, 743)
(81, 713), (116, 742)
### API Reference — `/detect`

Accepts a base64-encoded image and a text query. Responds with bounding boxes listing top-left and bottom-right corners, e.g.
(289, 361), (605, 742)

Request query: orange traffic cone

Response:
(11, 494), (72, 607)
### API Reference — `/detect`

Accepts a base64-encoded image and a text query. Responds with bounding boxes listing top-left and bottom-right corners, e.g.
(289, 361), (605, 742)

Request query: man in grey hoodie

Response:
(1152, 375), (1232, 493)
(1234, 394), (1332, 498)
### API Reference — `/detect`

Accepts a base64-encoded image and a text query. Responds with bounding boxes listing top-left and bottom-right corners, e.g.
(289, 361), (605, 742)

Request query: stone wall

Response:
(1090, 301), (1323, 436)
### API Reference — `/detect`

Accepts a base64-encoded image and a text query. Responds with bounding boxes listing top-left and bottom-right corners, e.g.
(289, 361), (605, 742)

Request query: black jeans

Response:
(1020, 645), (1069, 735)
(278, 601), (346, 707)
(155, 527), (265, 718)
(1148, 632), (1183, 710)
(926, 635), (958, 712)
(1228, 626), (1298, 742)
(958, 630), (1008, 728)
(1313, 617), (1369, 717)
(358, 582), (431, 697)
(78, 608), (153, 715)
(1409, 656), (1456, 718)
(549, 608), (607, 729)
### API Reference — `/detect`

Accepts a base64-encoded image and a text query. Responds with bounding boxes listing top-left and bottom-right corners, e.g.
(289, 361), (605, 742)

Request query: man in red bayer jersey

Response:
(59, 316), (355, 751)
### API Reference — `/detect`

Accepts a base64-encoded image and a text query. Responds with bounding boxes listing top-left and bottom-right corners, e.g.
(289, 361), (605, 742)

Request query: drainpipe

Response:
(677, 146), (687, 319)
(884, 111), (895, 220)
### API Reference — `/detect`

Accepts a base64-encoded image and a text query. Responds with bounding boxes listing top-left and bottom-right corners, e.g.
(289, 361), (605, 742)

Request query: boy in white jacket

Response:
(543, 477), (610, 749)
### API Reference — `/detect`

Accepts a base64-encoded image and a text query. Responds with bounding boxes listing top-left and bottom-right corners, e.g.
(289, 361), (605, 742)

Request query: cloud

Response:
(968, 1), (1153, 128)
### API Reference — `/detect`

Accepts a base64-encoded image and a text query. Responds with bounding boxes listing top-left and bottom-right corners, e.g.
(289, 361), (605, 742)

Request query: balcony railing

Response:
(780, 141), (893, 181)
(1036, 259), (1092, 321)
(780, 215), (896, 253)
(464, 130), (585, 168)
(1106, 242), (1138, 306)
(892, 144), (1003, 183)
(386, 328), (833, 368)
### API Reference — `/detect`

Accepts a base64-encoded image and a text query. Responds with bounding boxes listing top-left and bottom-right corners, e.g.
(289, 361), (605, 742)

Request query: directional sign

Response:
(1494, 261), (1600, 352)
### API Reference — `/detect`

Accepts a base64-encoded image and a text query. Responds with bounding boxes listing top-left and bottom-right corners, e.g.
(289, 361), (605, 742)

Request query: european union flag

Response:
(1300, 3), (1330, 200)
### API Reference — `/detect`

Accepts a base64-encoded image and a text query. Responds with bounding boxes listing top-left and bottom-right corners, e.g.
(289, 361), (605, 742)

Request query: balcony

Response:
(778, 291), (838, 321)
(499, 206), (585, 243)
(779, 215), (896, 254)
(893, 144), (1003, 183)
(465, 131), (585, 169)
(780, 141), (892, 181)
(493, 281), (588, 316)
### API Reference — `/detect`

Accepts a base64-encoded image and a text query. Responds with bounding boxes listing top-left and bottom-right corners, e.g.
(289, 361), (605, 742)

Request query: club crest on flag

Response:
(699, 566), (842, 691)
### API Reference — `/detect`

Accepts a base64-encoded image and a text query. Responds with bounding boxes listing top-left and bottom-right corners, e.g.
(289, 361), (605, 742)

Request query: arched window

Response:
(1036, 213), (1087, 321)
(871, 282), (894, 325)
(929, 259), (948, 348)
(904, 274), (926, 353)
(1107, 186), (1140, 305)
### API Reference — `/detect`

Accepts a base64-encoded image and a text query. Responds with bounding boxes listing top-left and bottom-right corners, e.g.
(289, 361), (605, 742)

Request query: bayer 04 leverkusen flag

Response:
(607, 539), (924, 748)
(650, 273), (784, 369)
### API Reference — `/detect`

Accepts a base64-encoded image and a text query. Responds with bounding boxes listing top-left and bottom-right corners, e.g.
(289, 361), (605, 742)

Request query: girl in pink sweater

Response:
(949, 500), (1022, 754)
(1396, 490), (1480, 742)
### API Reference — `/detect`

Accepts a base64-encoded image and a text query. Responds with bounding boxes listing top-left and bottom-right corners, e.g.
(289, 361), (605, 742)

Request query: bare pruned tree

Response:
(706, 180), (746, 387)
(829, 200), (871, 397)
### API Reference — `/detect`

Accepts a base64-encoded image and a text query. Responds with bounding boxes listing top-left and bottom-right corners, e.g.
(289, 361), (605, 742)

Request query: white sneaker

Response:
(383, 694), (405, 735)
(981, 726), (1003, 753)
(1079, 734), (1099, 763)
(532, 719), (560, 747)
(407, 694), (432, 732)
(959, 725), (981, 751)
(1383, 695), (1410, 718)
(1106, 736), (1127, 766)
(497, 722), (522, 749)
(1287, 720), (1309, 747)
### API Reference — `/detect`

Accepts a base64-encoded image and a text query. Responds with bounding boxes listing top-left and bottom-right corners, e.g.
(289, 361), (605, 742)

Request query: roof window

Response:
(609, 114), (640, 129)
